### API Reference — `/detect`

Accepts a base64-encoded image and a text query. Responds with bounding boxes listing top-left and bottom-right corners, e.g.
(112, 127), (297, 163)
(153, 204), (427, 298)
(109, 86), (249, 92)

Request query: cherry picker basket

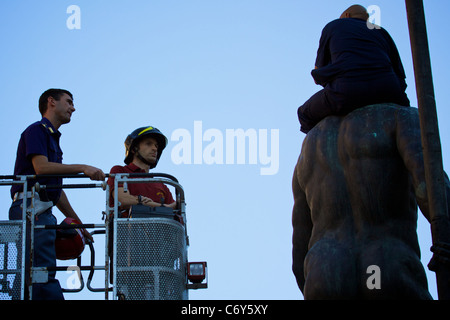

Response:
(0, 173), (206, 300)
(108, 173), (190, 300)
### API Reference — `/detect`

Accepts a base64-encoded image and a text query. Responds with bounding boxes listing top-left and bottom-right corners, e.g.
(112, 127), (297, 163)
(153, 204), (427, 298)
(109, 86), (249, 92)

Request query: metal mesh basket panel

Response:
(0, 221), (24, 300)
(115, 218), (187, 300)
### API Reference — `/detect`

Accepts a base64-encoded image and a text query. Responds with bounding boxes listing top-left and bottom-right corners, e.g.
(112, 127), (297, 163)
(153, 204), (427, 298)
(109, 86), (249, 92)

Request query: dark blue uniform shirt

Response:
(312, 18), (407, 89)
(11, 117), (63, 203)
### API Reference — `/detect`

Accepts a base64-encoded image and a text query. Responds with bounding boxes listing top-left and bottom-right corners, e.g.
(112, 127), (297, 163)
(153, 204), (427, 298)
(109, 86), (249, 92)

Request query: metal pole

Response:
(405, 0), (450, 300)
(21, 178), (27, 300)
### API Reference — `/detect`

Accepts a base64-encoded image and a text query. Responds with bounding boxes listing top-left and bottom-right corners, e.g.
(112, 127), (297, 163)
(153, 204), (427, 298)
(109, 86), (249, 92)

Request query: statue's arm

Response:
(292, 165), (313, 293)
(395, 108), (430, 221)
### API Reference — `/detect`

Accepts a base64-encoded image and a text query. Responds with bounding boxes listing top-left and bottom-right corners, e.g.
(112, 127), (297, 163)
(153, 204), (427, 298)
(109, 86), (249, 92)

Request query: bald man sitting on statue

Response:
(297, 5), (411, 134)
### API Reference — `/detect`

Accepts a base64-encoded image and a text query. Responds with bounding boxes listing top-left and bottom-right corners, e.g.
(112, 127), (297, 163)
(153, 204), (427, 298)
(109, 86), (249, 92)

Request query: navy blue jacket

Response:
(312, 18), (407, 87)
(311, 18), (410, 111)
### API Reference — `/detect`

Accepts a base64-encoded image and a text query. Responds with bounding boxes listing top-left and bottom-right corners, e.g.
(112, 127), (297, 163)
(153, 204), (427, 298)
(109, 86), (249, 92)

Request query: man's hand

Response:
(140, 196), (176, 208)
(140, 196), (155, 206)
(83, 165), (105, 181)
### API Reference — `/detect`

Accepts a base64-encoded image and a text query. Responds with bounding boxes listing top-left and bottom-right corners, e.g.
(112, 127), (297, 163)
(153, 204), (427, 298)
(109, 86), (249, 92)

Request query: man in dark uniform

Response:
(9, 88), (105, 299)
(297, 5), (410, 134)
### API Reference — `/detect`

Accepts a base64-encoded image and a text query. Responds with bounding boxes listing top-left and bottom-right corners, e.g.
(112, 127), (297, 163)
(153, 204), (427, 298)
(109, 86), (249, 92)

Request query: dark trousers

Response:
(298, 75), (410, 134)
(9, 200), (64, 300)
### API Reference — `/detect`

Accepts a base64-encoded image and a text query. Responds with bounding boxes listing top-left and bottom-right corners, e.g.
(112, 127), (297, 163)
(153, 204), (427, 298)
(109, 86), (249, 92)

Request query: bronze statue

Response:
(292, 103), (442, 299)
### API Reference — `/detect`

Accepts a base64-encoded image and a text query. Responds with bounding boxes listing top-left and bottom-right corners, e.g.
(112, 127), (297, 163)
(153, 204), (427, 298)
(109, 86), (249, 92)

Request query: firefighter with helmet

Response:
(107, 126), (176, 211)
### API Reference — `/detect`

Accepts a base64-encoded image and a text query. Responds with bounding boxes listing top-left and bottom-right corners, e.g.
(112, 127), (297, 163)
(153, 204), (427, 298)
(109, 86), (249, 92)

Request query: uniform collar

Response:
(41, 117), (61, 137)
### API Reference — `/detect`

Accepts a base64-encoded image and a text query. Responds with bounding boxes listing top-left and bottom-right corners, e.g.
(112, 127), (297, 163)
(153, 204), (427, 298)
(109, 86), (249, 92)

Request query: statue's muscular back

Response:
(293, 104), (432, 299)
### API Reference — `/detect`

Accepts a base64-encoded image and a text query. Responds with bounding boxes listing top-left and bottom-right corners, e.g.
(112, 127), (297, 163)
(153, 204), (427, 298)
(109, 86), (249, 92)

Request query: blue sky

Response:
(0, 0), (449, 300)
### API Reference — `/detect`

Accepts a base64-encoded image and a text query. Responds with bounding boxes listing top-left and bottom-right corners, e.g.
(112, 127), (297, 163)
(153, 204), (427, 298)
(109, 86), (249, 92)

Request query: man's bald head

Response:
(340, 4), (369, 20)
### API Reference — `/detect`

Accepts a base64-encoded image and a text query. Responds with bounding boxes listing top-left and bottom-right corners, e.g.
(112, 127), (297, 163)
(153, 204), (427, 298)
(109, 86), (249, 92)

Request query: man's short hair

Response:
(38, 88), (73, 116)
